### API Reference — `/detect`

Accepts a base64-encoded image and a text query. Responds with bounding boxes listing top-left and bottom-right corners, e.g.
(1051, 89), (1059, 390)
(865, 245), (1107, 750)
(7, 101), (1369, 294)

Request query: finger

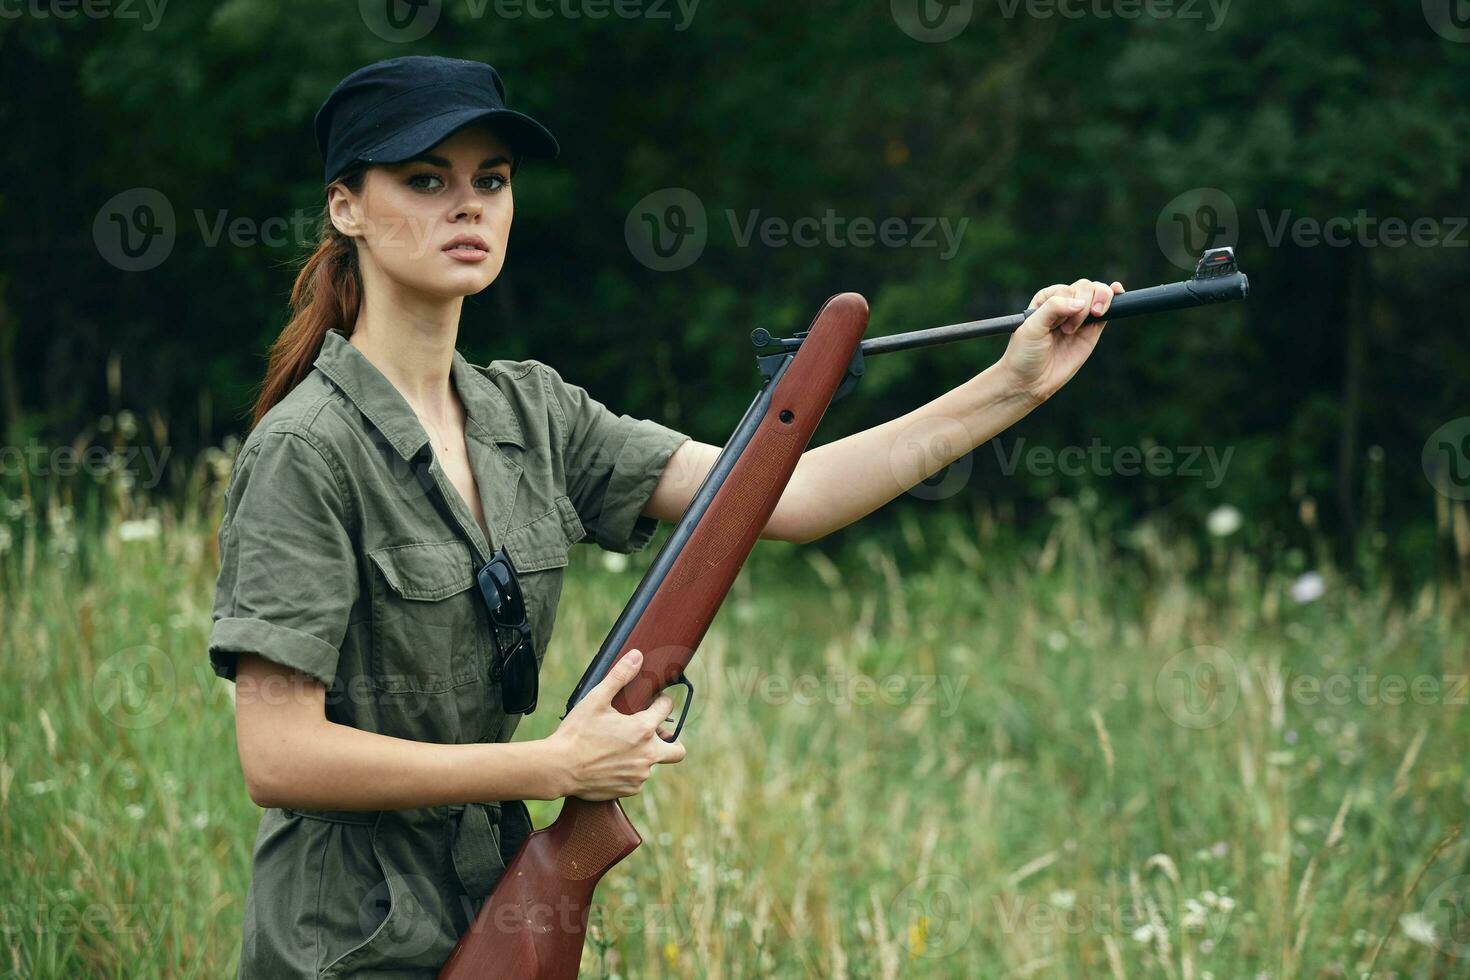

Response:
(1023, 292), (1088, 338)
(635, 692), (675, 728)
(1028, 283), (1069, 310)
(590, 649), (643, 706)
(1089, 280), (1114, 319)
(656, 738), (687, 764)
(1062, 279), (1094, 334)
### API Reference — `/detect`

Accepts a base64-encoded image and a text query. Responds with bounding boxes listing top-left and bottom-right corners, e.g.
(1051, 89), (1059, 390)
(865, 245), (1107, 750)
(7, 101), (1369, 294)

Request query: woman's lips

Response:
(443, 244), (488, 262)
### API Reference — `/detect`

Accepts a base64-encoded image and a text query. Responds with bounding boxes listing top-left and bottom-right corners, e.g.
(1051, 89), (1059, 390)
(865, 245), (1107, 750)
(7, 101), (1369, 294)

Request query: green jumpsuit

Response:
(208, 327), (689, 978)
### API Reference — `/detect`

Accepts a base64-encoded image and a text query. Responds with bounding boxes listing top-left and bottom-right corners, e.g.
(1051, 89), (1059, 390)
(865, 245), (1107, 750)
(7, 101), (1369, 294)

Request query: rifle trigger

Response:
(666, 673), (695, 741)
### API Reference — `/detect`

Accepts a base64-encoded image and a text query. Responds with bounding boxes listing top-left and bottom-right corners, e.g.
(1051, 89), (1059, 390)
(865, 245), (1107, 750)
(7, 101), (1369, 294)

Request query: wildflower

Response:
(119, 517), (161, 542)
(662, 942), (679, 967)
(191, 811), (210, 830)
(26, 779), (58, 795)
(1289, 572), (1325, 604)
(1048, 890), (1077, 911)
(126, 804), (145, 819)
(908, 915), (929, 957)
(1206, 505), (1242, 537)
(601, 551), (629, 573)
(1131, 923), (1156, 944)
(1399, 912), (1438, 947)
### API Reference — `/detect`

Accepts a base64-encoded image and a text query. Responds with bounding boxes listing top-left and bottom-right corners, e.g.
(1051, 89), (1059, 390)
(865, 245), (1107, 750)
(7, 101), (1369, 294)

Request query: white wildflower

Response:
(1399, 912), (1437, 947)
(125, 804), (145, 819)
(601, 551), (629, 573)
(1289, 571), (1325, 604)
(191, 811), (210, 830)
(118, 517), (161, 542)
(1183, 898), (1208, 931)
(1049, 890), (1077, 911)
(26, 779), (58, 795)
(1131, 923), (1156, 944)
(1206, 505), (1242, 537)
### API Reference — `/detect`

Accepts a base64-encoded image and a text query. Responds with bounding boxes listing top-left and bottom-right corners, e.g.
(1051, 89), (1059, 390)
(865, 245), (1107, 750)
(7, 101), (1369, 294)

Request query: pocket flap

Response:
(367, 540), (475, 601)
(502, 495), (584, 572)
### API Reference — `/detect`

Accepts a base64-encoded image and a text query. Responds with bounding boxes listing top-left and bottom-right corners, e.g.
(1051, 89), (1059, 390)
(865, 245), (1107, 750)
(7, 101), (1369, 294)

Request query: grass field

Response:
(1, 482), (1467, 978)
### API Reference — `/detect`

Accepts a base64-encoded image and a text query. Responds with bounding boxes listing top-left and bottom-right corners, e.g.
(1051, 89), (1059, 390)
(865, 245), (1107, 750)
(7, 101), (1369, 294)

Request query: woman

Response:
(208, 54), (1122, 978)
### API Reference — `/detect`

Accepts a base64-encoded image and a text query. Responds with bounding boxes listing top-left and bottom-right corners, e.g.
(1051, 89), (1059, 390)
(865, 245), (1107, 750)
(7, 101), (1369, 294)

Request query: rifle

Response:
(438, 247), (1249, 979)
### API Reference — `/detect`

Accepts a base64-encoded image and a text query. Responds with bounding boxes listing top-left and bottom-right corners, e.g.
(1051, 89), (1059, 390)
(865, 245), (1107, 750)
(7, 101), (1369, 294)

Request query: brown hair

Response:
(248, 166), (368, 430)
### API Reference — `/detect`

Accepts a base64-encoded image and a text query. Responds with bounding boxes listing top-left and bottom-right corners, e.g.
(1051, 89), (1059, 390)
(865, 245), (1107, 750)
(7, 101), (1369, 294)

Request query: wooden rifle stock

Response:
(438, 293), (870, 979)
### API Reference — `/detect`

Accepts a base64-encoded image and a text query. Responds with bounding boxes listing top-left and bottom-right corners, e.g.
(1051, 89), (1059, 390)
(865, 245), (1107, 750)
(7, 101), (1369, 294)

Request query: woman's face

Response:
(330, 123), (516, 301)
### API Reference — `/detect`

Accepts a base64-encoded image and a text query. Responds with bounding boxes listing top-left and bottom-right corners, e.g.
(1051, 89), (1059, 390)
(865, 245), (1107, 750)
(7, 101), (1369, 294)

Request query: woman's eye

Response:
(478, 173), (509, 192)
(407, 173), (443, 191)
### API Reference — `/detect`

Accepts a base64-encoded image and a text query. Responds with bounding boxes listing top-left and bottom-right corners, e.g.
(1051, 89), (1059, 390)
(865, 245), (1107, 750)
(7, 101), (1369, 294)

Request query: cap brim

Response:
(360, 106), (560, 169)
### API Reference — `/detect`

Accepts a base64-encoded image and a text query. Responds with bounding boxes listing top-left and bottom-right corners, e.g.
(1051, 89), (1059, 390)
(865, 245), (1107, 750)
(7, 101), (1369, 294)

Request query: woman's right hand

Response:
(545, 649), (687, 801)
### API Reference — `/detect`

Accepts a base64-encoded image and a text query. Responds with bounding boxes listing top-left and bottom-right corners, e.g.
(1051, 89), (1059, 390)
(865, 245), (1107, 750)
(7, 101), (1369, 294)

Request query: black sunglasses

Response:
(475, 548), (538, 715)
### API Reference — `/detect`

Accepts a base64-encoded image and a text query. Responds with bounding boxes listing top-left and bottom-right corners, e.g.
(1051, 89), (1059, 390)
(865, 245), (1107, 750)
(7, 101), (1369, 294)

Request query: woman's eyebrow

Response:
(401, 153), (512, 169)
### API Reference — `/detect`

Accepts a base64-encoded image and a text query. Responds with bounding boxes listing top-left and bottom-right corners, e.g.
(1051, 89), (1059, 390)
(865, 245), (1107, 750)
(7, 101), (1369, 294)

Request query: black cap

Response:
(314, 55), (559, 186)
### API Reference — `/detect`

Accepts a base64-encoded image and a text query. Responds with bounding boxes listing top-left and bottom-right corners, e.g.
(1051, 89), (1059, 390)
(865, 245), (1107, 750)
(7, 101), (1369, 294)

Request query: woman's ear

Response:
(325, 182), (362, 238)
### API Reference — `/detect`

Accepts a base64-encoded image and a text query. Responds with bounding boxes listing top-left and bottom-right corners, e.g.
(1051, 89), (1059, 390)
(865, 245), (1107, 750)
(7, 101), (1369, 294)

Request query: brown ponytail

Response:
(248, 167), (368, 430)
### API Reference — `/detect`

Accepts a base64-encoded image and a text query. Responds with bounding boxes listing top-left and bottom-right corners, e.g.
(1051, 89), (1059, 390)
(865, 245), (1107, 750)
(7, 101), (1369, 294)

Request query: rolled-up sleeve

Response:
(208, 429), (359, 689)
(541, 363), (690, 553)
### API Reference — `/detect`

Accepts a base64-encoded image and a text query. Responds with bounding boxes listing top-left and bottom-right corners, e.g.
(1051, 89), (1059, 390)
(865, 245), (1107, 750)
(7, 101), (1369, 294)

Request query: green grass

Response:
(1, 485), (1467, 978)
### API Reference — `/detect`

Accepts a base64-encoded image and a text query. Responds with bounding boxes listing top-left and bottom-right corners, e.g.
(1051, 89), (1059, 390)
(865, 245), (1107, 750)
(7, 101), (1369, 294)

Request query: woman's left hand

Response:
(1000, 278), (1124, 405)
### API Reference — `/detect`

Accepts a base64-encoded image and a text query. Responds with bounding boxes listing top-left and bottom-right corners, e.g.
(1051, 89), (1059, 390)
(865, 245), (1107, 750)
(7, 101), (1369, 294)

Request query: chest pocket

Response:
(499, 494), (585, 666)
(366, 539), (484, 695)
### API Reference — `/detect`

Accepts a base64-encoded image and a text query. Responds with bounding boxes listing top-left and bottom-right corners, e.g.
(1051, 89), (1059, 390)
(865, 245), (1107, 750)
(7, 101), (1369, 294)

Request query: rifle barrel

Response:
(859, 269), (1249, 358)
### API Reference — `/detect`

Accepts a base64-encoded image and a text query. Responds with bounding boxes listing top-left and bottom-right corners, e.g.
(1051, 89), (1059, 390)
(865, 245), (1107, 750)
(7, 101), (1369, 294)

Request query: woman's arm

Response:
(235, 649), (683, 809)
(643, 278), (1123, 543)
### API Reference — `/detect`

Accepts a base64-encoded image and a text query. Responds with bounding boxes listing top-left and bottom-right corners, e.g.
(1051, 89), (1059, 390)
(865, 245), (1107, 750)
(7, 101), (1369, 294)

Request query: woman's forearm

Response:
(235, 654), (569, 810)
(769, 361), (1040, 543)
(246, 720), (568, 811)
